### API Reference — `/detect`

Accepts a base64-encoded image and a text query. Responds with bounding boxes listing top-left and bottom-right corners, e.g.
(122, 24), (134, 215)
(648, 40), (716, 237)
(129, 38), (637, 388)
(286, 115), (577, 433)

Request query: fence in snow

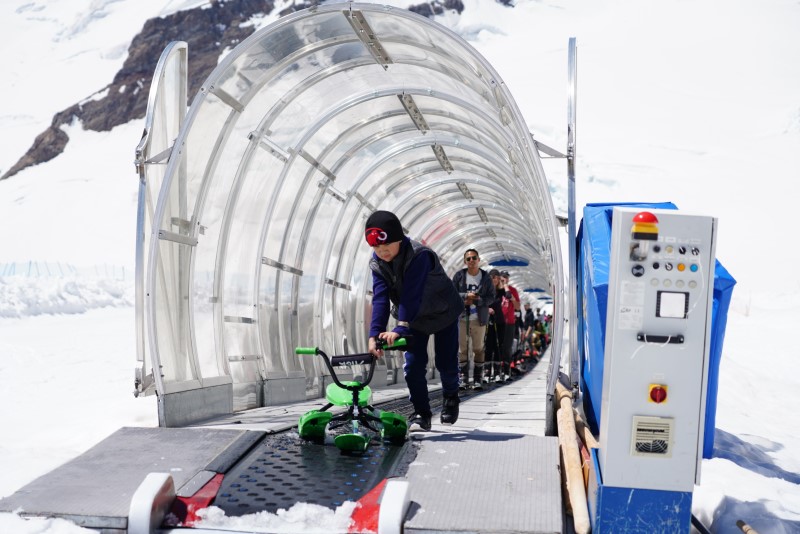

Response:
(0, 262), (129, 281)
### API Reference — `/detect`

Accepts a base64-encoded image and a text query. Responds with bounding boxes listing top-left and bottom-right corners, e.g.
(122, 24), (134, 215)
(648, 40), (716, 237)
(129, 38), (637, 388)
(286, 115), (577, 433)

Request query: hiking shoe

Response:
(408, 412), (432, 432)
(440, 393), (460, 425)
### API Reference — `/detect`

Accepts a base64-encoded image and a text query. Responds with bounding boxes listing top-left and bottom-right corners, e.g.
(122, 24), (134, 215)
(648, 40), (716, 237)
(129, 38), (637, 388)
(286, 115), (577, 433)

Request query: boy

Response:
(366, 210), (463, 430)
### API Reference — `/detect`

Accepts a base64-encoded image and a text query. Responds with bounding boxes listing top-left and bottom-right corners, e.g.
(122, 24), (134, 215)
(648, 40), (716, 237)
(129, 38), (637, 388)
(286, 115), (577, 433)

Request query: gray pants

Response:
(458, 315), (486, 381)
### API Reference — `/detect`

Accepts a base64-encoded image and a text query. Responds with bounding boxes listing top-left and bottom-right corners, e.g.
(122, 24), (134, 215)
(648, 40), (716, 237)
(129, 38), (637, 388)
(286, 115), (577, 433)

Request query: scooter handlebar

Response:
(294, 337), (407, 361)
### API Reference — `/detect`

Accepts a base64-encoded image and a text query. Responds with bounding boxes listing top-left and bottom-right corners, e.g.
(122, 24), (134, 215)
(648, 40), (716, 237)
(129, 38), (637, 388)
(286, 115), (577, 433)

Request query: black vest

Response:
(370, 239), (462, 334)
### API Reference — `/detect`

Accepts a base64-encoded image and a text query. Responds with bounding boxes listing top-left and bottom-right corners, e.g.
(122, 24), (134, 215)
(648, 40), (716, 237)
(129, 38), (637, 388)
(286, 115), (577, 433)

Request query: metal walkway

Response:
(401, 352), (562, 534)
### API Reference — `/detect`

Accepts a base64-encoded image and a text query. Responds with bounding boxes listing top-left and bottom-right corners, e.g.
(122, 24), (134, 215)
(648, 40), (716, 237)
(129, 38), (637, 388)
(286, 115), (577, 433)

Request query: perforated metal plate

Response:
(214, 432), (410, 515)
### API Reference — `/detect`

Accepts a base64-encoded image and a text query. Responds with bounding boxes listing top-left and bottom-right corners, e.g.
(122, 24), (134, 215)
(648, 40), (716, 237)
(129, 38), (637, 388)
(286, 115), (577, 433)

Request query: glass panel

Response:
(153, 239), (195, 383)
(137, 42), (187, 396)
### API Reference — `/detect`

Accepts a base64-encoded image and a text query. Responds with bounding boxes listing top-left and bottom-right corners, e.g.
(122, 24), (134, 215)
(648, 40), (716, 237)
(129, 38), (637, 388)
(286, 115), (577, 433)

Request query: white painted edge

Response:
(378, 479), (411, 534)
(128, 472), (175, 534)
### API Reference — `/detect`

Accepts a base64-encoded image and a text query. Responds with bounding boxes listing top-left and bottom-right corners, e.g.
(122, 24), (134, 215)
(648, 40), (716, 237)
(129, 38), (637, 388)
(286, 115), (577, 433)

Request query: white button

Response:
(689, 281), (697, 289)
(676, 280), (685, 288)
(651, 279), (659, 286)
(664, 279), (672, 287)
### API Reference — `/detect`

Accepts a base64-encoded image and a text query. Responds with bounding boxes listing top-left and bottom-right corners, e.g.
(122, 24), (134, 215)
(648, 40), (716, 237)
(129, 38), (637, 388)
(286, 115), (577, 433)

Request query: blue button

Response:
(690, 264), (698, 272)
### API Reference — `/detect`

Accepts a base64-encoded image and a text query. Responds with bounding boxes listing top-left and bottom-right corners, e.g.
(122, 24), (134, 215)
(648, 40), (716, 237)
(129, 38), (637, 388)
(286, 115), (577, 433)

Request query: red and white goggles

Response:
(365, 227), (389, 246)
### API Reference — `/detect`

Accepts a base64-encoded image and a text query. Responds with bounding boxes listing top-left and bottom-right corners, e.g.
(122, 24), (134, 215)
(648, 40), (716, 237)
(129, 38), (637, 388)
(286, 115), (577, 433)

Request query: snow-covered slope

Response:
(1, 1), (799, 532)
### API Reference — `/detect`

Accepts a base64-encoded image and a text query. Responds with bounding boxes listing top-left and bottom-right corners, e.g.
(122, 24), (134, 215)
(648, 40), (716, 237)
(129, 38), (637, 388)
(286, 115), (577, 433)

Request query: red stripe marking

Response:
(166, 473), (224, 527)
(348, 478), (388, 533)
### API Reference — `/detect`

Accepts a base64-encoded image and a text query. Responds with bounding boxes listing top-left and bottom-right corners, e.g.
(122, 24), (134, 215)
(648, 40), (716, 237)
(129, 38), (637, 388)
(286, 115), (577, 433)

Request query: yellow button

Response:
(677, 263), (685, 272)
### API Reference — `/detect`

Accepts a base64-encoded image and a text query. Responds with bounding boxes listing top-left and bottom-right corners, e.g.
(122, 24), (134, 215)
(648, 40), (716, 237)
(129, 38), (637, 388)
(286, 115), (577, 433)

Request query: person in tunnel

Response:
(484, 269), (507, 382)
(365, 210), (463, 431)
(500, 271), (521, 377)
(451, 248), (495, 389)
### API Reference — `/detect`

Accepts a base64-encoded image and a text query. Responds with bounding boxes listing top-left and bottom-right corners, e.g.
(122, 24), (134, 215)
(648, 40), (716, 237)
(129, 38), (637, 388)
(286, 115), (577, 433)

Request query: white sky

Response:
(0, 0), (799, 532)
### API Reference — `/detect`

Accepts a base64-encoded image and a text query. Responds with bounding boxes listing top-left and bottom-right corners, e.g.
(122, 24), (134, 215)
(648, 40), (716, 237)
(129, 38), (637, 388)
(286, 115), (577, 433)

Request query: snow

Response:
(0, 0), (799, 533)
(193, 502), (358, 533)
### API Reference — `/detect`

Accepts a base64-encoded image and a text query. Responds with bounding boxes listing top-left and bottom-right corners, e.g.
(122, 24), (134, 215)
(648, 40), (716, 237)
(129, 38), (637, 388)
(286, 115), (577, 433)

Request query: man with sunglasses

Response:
(451, 249), (495, 389)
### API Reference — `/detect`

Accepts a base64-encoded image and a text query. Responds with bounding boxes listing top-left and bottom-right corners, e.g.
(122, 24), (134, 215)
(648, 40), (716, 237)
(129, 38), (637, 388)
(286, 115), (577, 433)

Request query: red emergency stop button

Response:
(633, 211), (658, 224)
(649, 384), (668, 403)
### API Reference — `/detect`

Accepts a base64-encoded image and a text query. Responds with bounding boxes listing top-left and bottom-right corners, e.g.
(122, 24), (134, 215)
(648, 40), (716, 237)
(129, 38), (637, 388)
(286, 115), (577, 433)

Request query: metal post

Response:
(567, 38), (579, 389)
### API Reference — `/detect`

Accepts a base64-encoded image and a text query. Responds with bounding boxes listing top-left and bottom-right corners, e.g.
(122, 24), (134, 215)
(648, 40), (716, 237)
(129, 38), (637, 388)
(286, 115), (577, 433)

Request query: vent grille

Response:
(631, 416), (674, 458)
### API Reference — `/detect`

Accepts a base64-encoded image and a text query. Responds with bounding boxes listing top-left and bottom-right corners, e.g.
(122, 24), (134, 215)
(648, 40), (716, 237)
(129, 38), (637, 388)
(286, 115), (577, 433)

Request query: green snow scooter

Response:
(295, 339), (409, 453)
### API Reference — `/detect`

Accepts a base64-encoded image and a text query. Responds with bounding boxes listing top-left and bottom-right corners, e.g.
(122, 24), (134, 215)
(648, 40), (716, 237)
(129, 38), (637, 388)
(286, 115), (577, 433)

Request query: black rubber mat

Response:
(213, 432), (410, 515)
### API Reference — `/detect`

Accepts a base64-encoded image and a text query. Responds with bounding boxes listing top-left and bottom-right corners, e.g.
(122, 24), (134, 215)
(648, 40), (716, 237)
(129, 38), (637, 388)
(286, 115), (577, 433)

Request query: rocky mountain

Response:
(1, 0), (469, 181)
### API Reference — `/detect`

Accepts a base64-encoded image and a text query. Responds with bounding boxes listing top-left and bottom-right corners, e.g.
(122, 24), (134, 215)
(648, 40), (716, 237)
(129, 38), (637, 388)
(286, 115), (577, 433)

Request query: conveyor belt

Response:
(208, 367), (532, 516)
(213, 431), (414, 515)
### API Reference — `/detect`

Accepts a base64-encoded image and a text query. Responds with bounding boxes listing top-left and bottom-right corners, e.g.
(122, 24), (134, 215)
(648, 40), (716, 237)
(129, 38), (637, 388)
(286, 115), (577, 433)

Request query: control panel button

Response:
(690, 264), (698, 272)
(665, 263), (673, 271)
(653, 262), (660, 269)
(632, 265), (645, 277)
(677, 263), (686, 272)
(679, 246), (687, 254)
(649, 384), (668, 404)
(691, 247), (700, 256)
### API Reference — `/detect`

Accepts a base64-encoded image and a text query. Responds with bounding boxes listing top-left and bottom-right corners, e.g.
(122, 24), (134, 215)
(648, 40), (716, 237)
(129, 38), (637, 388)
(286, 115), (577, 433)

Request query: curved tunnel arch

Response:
(136, 2), (564, 424)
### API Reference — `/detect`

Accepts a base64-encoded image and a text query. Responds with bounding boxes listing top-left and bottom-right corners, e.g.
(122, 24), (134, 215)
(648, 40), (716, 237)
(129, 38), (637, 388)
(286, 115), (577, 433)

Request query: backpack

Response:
(501, 294), (516, 324)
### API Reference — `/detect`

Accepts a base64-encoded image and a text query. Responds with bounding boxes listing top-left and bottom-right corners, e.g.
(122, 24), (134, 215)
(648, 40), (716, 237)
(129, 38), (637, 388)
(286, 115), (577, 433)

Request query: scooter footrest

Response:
(380, 411), (408, 442)
(298, 410), (333, 441)
(334, 433), (370, 452)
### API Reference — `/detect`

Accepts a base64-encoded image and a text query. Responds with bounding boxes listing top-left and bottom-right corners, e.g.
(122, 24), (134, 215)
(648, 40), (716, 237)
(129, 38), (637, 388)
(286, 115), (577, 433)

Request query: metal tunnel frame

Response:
(134, 3), (565, 427)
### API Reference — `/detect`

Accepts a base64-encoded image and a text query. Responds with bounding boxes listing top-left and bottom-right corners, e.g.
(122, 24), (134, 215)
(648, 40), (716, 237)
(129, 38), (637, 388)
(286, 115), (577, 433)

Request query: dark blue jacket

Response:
(369, 238), (462, 336)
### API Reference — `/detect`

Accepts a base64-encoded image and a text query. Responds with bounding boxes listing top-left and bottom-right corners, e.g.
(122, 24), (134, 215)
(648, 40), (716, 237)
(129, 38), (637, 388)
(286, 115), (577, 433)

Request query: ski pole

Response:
(492, 319), (502, 384)
(465, 306), (470, 387)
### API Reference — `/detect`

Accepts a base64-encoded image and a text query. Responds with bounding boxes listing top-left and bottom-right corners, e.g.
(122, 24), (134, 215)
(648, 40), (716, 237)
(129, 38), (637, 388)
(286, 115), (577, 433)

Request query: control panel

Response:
(598, 207), (717, 492)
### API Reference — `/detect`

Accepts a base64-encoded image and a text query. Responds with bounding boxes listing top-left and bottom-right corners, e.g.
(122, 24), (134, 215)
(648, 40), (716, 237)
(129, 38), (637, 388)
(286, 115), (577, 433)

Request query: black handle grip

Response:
(637, 333), (684, 344)
(331, 354), (375, 366)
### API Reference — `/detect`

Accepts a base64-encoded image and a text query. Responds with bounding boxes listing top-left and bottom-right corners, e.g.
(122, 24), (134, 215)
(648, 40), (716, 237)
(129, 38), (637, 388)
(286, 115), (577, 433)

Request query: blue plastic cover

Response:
(578, 202), (736, 459)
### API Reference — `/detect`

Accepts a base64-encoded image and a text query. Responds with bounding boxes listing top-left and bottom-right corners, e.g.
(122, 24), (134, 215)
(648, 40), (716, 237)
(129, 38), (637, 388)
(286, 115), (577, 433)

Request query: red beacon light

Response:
(633, 211), (658, 224)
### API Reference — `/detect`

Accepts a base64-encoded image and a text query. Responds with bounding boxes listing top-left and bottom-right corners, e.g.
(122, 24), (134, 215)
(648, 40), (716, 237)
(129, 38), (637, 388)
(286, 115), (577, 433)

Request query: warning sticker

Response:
(618, 280), (645, 330)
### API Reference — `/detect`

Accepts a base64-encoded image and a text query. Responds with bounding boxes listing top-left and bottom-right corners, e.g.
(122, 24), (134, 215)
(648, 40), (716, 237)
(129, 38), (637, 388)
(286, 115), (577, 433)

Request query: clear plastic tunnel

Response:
(134, 2), (564, 427)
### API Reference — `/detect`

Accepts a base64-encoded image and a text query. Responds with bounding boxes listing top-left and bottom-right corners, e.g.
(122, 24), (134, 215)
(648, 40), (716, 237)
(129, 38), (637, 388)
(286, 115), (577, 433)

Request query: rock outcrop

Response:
(1, 0), (483, 180)
(3, 0), (280, 180)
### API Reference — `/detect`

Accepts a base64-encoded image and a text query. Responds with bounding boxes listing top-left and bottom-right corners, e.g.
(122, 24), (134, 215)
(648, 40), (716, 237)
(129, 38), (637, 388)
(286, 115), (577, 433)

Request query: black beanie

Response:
(365, 210), (404, 246)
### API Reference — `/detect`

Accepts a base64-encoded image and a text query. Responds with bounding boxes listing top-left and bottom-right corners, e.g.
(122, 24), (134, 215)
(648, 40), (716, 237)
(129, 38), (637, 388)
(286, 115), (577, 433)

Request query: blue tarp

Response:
(577, 202), (736, 459)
